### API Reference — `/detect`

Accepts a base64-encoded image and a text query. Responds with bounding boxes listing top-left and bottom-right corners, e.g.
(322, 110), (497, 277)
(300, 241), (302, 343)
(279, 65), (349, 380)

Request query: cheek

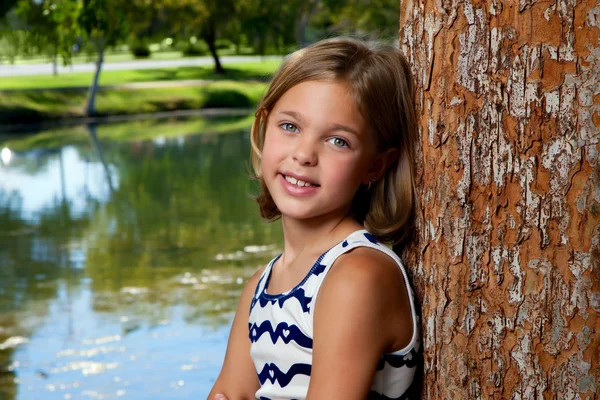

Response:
(262, 134), (276, 161)
(261, 130), (285, 170)
(324, 154), (370, 183)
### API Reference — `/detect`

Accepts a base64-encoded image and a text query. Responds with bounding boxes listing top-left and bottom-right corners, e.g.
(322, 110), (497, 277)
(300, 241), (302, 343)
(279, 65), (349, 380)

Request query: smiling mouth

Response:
(282, 174), (320, 188)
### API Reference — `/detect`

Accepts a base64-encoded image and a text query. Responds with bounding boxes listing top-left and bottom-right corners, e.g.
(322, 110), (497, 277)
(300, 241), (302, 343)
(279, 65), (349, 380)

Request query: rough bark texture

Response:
(399, 1), (599, 398)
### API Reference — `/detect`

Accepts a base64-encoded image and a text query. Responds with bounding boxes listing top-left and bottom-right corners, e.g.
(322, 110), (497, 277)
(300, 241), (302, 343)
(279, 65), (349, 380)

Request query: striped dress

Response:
(248, 229), (421, 400)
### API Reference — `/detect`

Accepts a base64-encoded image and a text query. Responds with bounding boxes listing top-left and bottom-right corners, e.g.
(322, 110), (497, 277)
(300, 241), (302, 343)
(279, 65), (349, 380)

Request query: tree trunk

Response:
(295, 0), (320, 48)
(86, 39), (105, 116)
(399, 1), (599, 398)
(295, 14), (310, 48)
(52, 51), (58, 76)
(256, 31), (267, 56)
(203, 20), (225, 75)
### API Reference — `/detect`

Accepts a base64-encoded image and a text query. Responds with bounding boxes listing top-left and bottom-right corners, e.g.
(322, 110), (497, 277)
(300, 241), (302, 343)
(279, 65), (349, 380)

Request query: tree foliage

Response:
(16, 0), (81, 68)
(0, 0), (18, 19)
(78, 0), (130, 50)
(325, 0), (400, 39)
(2, 0), (400, 64)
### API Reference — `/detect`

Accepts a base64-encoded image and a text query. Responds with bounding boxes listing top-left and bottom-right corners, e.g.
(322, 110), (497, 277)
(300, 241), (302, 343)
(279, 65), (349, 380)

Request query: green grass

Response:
(0, 81), (267, 125)
(0, 59), (279, 127)
(0, 60), (281, 90)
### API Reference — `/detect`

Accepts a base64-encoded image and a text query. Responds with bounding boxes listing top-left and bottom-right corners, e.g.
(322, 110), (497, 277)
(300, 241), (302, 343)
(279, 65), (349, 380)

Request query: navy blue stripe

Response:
(257, 363), (312, 387)
(249, 321), (313, 348)
(378, 347), (420, 370)
(253, 286), (314, 313)
(364, 232), (378, 243)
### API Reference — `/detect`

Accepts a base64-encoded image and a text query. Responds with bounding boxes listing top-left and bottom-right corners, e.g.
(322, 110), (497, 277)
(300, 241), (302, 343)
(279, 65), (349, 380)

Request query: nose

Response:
(292, 136), (318, 166)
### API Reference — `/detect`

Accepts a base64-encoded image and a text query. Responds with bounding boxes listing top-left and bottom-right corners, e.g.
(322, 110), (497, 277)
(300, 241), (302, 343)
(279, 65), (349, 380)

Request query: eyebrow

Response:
(277, 110), (360, 137)
(278, 111), (305, 123)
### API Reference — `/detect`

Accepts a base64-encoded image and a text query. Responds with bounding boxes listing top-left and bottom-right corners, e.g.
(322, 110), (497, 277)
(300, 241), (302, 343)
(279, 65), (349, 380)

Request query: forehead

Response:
(272, 80), (367, 132)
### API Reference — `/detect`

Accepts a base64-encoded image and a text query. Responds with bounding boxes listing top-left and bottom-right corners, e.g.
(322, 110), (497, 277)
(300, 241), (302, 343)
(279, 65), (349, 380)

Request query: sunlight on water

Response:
(0, 116), (282, 400)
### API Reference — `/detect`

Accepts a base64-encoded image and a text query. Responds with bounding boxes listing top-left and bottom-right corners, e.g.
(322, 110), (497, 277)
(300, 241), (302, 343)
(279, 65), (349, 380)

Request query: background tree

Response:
(78, 0), (129, 115)
(16, 0), (80, 75)
(327, 0), (399, 39)
(0, 0), (18, 19)
(292, 0), (322, 48)
(0, 8), (29, 64)
(125, 0), (164, 49)
(400, 1), (599, 398)
(196, 0), (235, 74)
(161, 0), (235, 74)
(236, 0), (297, 55)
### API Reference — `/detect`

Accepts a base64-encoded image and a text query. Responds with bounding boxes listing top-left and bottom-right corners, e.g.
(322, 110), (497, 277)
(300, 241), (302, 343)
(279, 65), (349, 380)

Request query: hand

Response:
(215, 395), (229, 400)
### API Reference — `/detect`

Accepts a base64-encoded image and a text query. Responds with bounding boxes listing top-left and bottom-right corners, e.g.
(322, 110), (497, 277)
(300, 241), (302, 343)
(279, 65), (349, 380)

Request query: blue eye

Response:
(328, 137), (348, 148)
(281, 123), (299, 132)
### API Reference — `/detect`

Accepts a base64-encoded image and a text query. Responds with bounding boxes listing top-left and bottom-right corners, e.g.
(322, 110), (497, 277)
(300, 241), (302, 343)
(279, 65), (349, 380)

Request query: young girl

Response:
(207, 37), (421, 400)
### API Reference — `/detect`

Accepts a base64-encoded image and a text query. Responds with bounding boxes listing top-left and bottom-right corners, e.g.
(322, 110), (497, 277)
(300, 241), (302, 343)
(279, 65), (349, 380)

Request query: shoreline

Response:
(0, 108), (255, 135)
(0, 80), (267, 134)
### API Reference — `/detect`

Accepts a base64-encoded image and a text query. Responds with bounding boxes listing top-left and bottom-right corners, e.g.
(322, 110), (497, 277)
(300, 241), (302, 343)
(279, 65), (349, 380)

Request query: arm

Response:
(206, 267), (264, 400)
(306, 248), (414, 400)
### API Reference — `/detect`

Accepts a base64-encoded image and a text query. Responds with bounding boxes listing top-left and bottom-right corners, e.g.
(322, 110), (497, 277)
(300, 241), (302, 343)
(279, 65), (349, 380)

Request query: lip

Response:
(278, 173), (320, 197)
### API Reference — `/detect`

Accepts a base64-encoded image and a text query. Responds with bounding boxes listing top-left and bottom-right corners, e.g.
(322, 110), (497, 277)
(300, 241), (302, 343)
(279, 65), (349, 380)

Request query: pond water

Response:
(0, 116), (283, 400)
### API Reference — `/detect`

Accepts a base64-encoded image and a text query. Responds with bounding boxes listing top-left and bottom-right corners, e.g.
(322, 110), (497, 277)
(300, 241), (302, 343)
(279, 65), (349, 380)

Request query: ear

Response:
(364, 148), (399, 184)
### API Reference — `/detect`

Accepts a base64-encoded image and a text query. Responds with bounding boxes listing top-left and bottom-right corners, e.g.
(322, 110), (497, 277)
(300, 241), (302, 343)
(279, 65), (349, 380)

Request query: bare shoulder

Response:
(319, 246), (414, 352)
(328, 247), (407, 292)
(307, 247), (415, 398)
(250, 263), (268, 284)
(240, 264), (267, 298)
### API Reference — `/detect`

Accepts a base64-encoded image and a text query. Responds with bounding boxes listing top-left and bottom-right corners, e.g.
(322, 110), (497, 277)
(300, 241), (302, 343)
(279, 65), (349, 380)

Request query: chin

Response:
(277, 202), (349, 222)
(276, 206), (318, 220)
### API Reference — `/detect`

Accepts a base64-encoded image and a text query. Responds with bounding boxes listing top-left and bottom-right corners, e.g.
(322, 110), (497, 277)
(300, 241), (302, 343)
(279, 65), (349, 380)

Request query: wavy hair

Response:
(250, 37), (417, 246)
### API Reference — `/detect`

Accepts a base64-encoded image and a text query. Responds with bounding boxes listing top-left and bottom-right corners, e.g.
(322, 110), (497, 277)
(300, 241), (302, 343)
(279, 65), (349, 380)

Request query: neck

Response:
(278, 210), (363, 270)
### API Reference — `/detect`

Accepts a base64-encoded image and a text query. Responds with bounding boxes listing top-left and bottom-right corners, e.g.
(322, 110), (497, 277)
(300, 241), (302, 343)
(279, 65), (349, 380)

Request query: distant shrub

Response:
(215, 39), (234, 50)
(131, 45), (151, 58)
(203, 88), (253, 108)
(183, 45), (207, 57)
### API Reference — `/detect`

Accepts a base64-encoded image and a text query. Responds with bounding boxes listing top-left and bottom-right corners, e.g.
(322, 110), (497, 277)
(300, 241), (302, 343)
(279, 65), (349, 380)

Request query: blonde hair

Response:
(250, 37), (417, 246)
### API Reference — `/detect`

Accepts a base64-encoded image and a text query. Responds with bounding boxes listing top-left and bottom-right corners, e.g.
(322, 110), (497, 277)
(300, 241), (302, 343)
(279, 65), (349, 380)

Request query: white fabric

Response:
(248, 229), (421, 400)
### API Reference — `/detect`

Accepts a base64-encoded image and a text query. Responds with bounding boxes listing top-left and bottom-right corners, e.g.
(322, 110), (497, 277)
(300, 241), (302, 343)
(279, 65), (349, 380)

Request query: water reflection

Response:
(0, 116), (282, 399)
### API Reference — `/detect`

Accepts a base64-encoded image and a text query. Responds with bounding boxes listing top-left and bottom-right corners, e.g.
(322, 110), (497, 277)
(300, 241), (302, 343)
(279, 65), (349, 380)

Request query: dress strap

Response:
(250, 254), (280, 312)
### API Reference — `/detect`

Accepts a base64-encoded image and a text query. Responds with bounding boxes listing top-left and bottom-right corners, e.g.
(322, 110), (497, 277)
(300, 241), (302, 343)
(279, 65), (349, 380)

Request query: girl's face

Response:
(261, 79), (381, 222)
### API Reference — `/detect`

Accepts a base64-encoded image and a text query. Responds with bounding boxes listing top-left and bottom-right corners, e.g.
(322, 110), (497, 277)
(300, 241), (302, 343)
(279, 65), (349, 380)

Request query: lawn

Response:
(0, 59), (280, 130)
(0, 60), (281, 90)
(0, 80), (267, 127)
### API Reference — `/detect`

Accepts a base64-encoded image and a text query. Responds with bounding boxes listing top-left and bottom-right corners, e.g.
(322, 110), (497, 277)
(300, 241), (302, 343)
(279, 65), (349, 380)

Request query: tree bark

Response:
(399, 1), (600, 398)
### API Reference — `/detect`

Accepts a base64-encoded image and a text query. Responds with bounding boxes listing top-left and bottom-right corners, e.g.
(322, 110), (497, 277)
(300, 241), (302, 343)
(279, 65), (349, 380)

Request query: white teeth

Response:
(285, 175), (314, 187)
